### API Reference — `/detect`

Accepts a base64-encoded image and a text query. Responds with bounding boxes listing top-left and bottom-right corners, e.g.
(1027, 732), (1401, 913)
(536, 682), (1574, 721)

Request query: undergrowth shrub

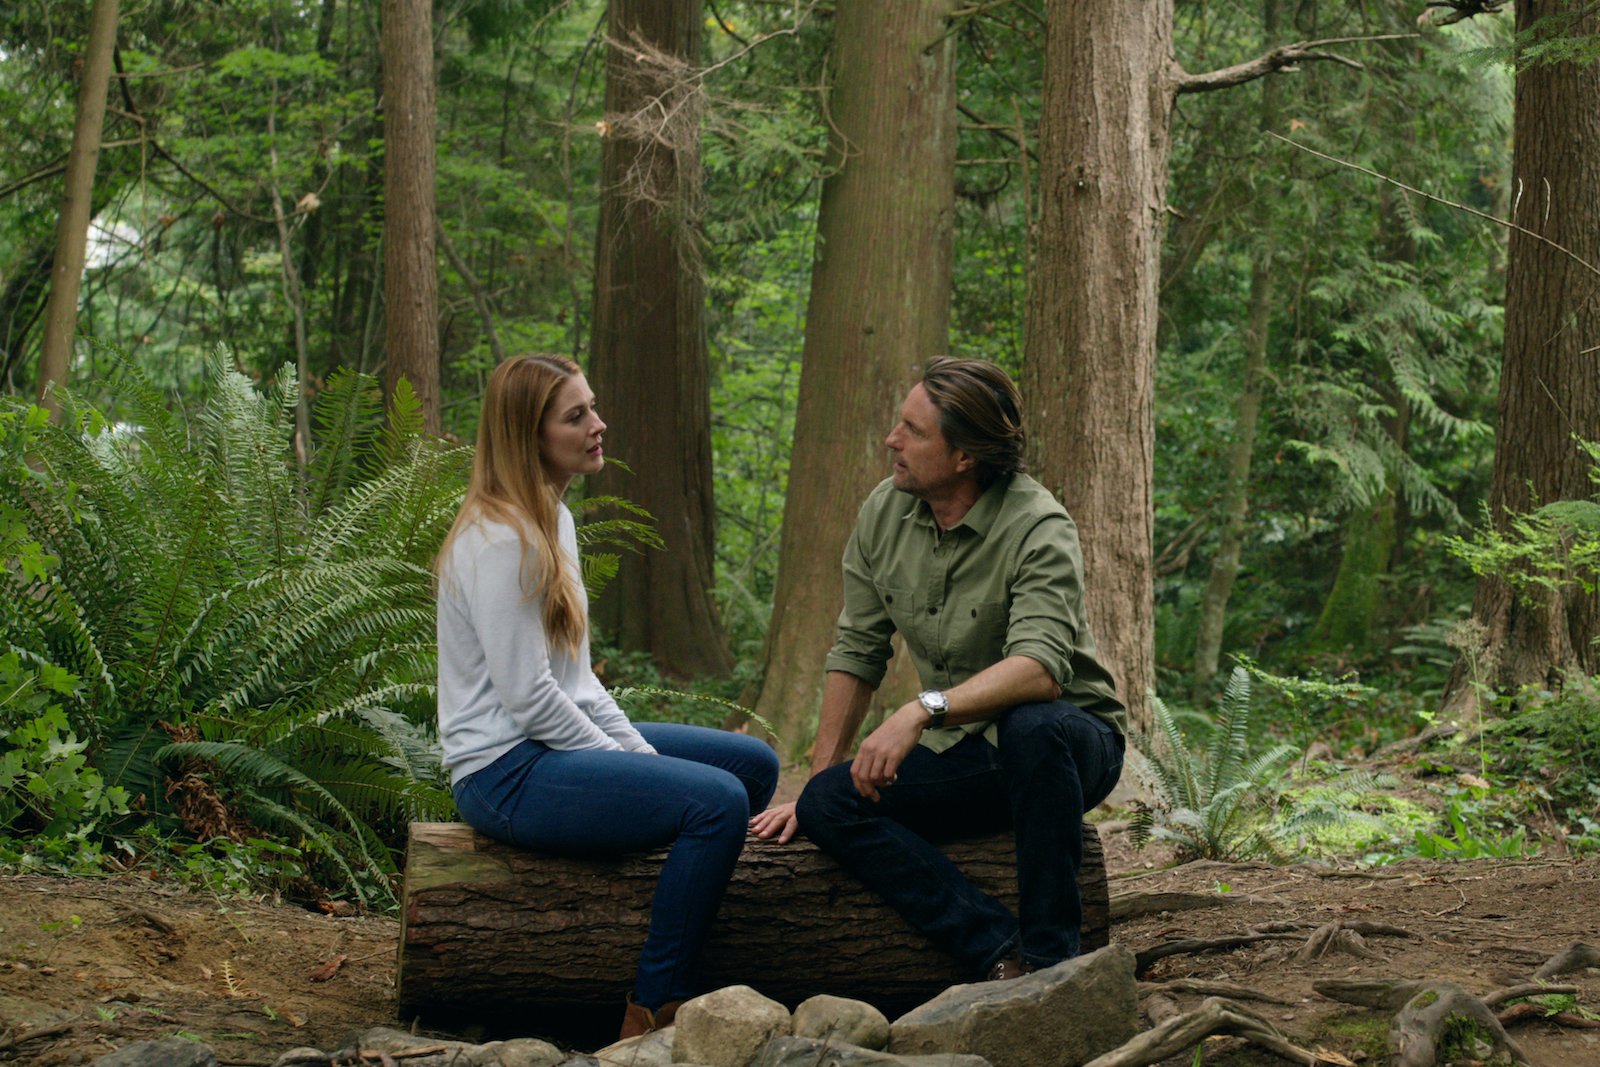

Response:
(0, 354), (468, 905)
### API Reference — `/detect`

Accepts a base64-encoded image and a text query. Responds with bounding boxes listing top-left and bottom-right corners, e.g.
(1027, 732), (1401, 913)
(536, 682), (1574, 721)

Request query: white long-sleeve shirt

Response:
(436, 506), (654, 783)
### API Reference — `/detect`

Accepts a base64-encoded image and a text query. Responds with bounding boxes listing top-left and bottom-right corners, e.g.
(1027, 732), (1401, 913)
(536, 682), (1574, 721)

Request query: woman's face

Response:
(539, 373), (606, 485)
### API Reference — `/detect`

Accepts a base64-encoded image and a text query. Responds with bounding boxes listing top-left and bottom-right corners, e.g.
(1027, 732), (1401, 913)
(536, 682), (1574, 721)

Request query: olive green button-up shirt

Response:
(824, 473), (1126, 752)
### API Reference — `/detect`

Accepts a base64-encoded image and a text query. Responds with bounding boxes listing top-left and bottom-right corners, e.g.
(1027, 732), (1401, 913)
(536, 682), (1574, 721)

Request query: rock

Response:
(477, 1038), (570, 1067)
(753, 1036), (991, 1067)
(672, 986), (791, 1067)
(593, 1028), (674, 1067)
(888, 944), (1139, 1067)
(92, 1038), (218, 1067)
(792, 995), (891, 1051)
(279, 1027), (565, 1067)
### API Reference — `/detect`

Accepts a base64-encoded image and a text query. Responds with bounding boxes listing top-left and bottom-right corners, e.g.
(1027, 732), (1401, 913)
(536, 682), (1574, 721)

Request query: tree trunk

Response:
(1190, 0), (1282, 701)
(1441, 0), (1600, 716)
(381, 0), (441, 434)
(396, 822), (1108, 1024)
(752, 0), (959, 756)
(586, 0), (733, 680)
(1192, 263), (1272, 698)
(35, 0), (119, 418)
(1024, 0), (1177, 733)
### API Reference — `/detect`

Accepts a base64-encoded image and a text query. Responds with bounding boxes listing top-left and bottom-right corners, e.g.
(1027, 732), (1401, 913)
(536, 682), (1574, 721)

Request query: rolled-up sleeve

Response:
(1002, 514), (1082, 688)
(822, 523), (896, 687)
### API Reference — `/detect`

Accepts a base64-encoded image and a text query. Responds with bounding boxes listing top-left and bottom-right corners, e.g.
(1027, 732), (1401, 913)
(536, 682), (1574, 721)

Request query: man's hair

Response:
(920, 356), (1027, 487)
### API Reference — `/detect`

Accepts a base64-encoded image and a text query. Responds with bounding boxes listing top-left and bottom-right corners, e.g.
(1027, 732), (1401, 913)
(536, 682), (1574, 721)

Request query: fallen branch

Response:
(0, 1020), (76, 1054)
(1534, 942), (1600, 979)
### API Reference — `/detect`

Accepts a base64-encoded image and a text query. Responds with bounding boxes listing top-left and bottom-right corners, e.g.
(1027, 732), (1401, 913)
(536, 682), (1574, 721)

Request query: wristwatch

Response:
(918, 689), (950, 729)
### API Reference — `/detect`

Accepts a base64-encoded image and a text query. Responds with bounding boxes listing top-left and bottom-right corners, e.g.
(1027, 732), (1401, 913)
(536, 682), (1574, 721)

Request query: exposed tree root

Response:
(1482, 982), (1578, 1008)
(1533, 941), (1600, 979)
(1296, 921), (1383, 962)
(1081, 996), (1335, 1067)
(1111, 890), (1259, 920)
(1135, 931), (1302, 976)
(1390, 981), (1528, 1067)
(1497, 1001), (1600, 1029)
(1139, 978), (1293, 1004)
(1315, 978), (1434, 1012)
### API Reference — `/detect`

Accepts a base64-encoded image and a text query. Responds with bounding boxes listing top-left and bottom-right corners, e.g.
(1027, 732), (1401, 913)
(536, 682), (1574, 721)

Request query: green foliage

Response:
(1410, 793), (1535, 860)
(0, 652), (130, 849)
(1448, 439), (1600, 600)
(0, 353), (469, 904)
(1132, 668), (1300, 861)
(1277, 770), (1433, 861)
(1479, 681), (1600, 851)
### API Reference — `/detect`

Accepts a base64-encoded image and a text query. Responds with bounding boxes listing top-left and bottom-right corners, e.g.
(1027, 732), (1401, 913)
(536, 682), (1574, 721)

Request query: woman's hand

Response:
(750, 801), (800, 844)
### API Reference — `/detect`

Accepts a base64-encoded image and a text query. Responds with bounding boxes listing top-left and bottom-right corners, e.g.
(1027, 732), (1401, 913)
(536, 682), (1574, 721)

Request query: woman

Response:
(435, 355), (779, 1040)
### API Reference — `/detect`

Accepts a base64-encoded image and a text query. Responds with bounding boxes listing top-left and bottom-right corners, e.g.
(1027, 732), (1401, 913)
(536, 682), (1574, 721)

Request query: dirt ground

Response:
(0, 823), (1597, 1066)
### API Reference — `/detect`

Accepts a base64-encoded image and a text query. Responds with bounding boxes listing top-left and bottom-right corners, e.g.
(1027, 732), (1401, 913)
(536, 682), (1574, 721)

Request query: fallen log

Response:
(398, 822), (1108, 1021)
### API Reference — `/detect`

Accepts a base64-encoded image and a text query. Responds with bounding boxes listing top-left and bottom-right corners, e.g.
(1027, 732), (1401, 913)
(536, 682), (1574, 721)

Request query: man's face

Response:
(885, 384), (971, 497)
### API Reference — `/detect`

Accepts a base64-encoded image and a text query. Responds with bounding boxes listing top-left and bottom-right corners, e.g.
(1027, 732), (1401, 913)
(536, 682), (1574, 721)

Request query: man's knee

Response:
(997, 701), (1072, 758)
(795, 763), (857, 838)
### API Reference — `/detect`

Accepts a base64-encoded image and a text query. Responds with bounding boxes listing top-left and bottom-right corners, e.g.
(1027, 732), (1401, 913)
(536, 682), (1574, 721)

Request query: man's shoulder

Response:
(996, 473), (1072, 524)
(856, 477), (914, 522)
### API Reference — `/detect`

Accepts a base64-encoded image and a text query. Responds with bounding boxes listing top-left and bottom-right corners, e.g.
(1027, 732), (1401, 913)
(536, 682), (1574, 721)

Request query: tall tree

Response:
(1443, 0), (1600, 713)
(753, 0), (960, 757)
(1023, 0), (1358, 730)
(35, 0), (119, 418)
(585, 0), (734, 679)
(381, 0), (441, 434)
(1191, 0), (1283, 699)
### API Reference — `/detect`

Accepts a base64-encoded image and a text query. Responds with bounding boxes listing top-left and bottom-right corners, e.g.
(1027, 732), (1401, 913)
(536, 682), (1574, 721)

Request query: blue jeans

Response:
(797, 700), (1123, 974)
(451, 723), (779, 1009)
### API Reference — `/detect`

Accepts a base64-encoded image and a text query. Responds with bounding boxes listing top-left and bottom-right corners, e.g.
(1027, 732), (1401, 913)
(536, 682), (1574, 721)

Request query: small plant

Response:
(1410, 792), (1537, 860)
(1132, 667), (1300, 861)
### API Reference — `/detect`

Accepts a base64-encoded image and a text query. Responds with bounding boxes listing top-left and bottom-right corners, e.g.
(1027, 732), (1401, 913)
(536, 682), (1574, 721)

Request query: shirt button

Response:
(927, 606), (938, 615)
(885, 594), (894, 603)
(934, 662), (945, 672)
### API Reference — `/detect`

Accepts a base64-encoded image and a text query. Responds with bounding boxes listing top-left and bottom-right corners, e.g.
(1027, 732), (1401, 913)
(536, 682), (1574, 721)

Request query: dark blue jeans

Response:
(796, 700), (1123, 974)
(451, 723), (779, 1009)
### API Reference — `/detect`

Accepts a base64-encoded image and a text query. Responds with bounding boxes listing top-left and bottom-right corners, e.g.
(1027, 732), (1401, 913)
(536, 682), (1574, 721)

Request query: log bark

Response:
(397, 822), (1107, 1020)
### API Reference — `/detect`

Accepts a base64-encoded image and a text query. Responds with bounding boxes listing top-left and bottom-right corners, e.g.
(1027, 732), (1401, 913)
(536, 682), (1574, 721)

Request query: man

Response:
(751, 357), (1125, 980)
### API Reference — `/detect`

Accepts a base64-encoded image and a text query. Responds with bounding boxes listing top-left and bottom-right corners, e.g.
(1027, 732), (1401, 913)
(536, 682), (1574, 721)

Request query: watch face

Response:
(919, 690), (947, 712)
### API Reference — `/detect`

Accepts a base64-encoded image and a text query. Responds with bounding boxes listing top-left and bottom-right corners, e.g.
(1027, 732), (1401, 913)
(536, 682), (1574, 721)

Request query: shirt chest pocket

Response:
(876, 584), (917, 634)
(945, 599), (1009, 671)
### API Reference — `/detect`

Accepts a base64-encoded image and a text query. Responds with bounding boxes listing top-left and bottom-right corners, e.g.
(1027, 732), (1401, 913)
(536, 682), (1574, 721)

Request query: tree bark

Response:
(752, 0), (959, 757)
(396, 822), (1108, 1021)
(381, 0), (441, 434)
(586, 0), (733, 680)
(1441, 0), (1600, 716)
(35, 0), (119, 418)
(1024, 0), (1177, 733)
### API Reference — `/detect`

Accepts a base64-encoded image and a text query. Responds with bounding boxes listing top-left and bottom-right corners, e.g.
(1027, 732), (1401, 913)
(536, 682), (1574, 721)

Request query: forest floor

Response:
(1, 786), (1598, 1066)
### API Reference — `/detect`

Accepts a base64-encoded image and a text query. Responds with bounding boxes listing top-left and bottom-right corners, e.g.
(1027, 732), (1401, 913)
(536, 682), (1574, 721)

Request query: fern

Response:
(1133, 667), (1299, 861)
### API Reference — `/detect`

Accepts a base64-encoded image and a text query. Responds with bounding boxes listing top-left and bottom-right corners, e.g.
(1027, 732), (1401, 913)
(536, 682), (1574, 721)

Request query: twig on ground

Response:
(1534, 942), (1600, 979)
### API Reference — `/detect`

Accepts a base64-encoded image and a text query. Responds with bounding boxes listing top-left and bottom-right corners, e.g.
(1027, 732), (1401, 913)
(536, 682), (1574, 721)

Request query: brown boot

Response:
(619, 995), (685, 1041)
(985, 957), (1036, 982)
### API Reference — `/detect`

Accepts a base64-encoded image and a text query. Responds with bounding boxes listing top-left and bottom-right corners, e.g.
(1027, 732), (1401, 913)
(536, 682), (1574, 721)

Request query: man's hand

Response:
(850, 702), (927, 802)
(750, 801), (800, 844)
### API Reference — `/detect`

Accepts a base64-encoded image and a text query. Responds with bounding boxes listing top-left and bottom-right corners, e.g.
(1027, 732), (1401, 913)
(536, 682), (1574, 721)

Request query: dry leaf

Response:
(308, 954), (348, 982)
